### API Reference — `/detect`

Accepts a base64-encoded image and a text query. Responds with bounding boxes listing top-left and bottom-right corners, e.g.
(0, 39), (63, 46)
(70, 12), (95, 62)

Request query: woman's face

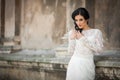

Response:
(75, 14), (88, 29)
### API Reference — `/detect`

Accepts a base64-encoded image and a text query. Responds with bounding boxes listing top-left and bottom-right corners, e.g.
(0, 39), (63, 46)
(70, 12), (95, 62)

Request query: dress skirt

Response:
(66, 54), (95, 80)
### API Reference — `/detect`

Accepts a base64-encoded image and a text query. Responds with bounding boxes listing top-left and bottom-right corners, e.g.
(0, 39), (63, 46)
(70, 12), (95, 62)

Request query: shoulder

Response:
(92, 28), (101, 32)
(93, 29), (103, 37)
(92, 29), (102, 34)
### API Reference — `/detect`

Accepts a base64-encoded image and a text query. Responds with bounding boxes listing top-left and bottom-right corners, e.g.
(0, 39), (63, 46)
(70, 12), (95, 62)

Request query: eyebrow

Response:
(74, 19), (77, 21)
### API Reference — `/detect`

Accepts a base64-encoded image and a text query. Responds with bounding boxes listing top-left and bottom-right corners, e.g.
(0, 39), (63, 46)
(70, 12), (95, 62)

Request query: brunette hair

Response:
(72, 7), (90, 20)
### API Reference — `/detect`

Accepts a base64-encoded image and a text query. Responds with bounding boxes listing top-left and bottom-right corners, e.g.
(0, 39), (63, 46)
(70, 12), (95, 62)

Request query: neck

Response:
(83, 25), (91, 30)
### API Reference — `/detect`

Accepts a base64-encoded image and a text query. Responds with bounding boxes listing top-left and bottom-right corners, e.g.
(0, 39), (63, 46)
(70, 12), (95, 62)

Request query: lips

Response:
(79, 25), (82, 28)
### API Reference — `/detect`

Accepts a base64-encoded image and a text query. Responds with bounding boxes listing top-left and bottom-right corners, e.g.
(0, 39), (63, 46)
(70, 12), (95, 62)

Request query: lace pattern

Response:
(68, 29), (104, 55)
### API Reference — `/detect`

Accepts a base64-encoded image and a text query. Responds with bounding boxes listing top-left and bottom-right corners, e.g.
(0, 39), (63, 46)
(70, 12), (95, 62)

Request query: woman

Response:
(66, 7), (104, 80)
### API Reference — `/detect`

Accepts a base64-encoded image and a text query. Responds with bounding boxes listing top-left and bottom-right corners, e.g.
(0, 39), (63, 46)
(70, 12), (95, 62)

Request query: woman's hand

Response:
(70, 30), (83, 40)
(76, 31), (83, 39)
(70, 30), (77, 40)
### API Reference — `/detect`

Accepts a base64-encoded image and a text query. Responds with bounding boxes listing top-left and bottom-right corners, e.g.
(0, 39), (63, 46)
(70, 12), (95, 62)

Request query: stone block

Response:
(3, 41), (15, 46)
(0, 45), (12, 54)
(55, 45), (71, 58)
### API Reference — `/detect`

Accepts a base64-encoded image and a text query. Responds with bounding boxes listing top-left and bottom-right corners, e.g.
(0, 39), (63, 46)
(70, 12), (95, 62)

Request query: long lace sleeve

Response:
(79, 29), (104, 54)
(68, 30), (76, 55)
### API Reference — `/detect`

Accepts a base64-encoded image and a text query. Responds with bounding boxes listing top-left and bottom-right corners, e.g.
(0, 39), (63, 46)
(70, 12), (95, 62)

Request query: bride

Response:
(66, 7), (104, 80)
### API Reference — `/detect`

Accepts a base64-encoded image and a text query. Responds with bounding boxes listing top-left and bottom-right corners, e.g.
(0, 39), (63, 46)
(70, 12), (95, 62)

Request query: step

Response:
(0, 45), (12, 54)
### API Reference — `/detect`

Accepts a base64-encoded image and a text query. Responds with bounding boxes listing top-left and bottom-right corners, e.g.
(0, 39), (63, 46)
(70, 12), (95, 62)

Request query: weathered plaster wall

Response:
(21, 0), (66, 49)
(0, 0), (1, 38)
(16, 0), (120, 49)
(95, 0), (120, 49)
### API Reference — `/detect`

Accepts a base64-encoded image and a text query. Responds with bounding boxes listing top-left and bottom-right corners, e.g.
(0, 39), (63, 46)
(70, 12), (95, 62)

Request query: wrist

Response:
(76, 34), (84, 39)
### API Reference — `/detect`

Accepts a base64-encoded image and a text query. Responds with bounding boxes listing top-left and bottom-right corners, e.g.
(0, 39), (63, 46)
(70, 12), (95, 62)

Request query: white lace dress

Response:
(66, 29), (104, 80)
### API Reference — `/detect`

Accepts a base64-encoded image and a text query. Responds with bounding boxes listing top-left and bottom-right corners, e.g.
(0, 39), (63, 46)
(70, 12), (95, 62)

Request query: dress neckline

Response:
(83, 28), (94, 32)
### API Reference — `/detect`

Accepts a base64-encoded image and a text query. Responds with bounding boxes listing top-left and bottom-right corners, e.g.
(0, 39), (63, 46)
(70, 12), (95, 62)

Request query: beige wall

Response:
(1, 0), (119, 50)
(20, 0), (120, 49)
(21, 0), (66, 49)
(21, 0), (87, 49)
(0, 0), (1, 37)
(95, 0), (120, 49)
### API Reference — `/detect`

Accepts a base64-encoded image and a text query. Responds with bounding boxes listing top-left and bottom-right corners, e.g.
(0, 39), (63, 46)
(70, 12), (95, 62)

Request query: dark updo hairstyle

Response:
(71, 7), (90, 32)
(72, 7), (90, 20)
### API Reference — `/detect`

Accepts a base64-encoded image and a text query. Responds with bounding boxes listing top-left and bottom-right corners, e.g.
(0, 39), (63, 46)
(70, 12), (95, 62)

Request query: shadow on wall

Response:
(0, 74), (18, 80)
(95, 71), (120, 80)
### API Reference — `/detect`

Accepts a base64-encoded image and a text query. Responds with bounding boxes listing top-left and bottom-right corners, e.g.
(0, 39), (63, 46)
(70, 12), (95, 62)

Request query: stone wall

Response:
(0, 61), (66, 80)
(0, 50), (120, 80)
(0, 62), (119, 80)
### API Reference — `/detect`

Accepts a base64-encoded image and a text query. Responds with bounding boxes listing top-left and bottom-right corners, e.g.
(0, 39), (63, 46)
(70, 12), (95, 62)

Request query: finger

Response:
(78, 31), (82, 34)
(76, 31), (80, 34)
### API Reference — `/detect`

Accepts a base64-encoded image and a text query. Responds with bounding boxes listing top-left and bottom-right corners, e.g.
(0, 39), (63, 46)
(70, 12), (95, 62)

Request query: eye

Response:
(79, 19), (83, 21)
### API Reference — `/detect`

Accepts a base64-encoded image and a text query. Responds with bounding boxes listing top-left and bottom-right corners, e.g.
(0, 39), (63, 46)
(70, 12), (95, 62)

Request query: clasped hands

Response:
(70, 30), (83, 40)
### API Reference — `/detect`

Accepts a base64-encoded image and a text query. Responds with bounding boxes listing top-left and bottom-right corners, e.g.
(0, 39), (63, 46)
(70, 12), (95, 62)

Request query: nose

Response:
(76, 20), (79, 24)
(77, 21), (81, 26)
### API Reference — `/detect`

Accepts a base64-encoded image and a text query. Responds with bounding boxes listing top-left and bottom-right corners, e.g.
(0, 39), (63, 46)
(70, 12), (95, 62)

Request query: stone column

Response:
(20, 0), (24, 38)
(20, 0), (24, 48)
(4, 0), (15, 39)
(0, 0), (1, 38)
(3, 0), (15, 46)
